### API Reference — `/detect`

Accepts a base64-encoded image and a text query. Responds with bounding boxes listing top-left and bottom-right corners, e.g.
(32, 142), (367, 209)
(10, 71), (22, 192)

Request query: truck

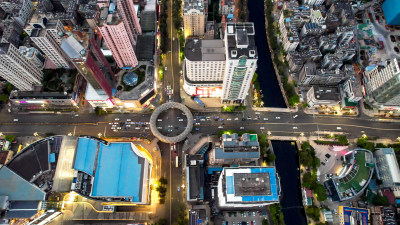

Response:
(193, 97), (205, 107)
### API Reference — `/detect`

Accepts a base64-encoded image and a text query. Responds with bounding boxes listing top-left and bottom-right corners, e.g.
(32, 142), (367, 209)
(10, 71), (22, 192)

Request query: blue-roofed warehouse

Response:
(71, 137), (152, 204)
(217, 167), (280, 208)
(383, 0), (400, 25)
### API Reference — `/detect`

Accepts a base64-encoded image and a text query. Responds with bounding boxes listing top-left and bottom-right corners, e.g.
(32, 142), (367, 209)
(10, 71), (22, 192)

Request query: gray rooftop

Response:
(0, 167), (45, 201)
(233, 172), (271, 196)
(312, 86), (340, 101)
(9, 91), (72, 99)
(183, 0), (204, 13)
(185, 39), (225, 61)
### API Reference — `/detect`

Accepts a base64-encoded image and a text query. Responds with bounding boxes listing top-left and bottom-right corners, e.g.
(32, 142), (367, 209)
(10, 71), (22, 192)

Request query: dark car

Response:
(325, 154), (331, 158)
(321, 162), (326, 166)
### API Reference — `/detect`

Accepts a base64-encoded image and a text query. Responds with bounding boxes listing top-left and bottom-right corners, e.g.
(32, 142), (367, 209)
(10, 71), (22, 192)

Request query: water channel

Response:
(248, 0), (286, 108)
(271, 140), (307, 225)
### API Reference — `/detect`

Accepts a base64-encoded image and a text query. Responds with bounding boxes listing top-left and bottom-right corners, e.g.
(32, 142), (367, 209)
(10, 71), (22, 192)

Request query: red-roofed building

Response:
(302, 187), (313, 206)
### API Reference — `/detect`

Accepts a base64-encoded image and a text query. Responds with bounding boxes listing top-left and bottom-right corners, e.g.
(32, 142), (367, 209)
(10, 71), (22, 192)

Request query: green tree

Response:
(266, 153), (276, 163)
(373, 194), (389, 206)
(288, 94), (300, 106)
(314, 183), (328, 201)
(94, 107), (106, 116)
(4, 82), (13, 94)
(252, 72), (258, 83)
(154, 219), (167, 225)
(337, 135), (349, 145)
(306, 205), (320, 222)
(4, 135), (15, 142)
(222, 105), (235, 112)
(262, 219), (269, 225)
(357, 138), (367, 147)
(159, 176), (168, 185)
(376, 143), (387, 148)
(0, 94), (9, 102)
(302, 172), (315, 189)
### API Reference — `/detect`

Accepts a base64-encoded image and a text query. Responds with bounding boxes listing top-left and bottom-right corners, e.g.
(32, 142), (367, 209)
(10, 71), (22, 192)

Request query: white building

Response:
(222, 23), (258, 103)
(304, 0), (324, 6)
(18, 46), (45, 69)
(0, 0), (33, 27)
(310, 9), (325, 24)
(183, 0), (205, 37)
(374, 148), (400, 196)
(27, 19), (71, 69)
(279, 13), (300, 52)
(183, 39), (225, 97)
(336, 26), (354, 45)
(0, 43), (43, 91)
(217, 167), (280, 208)
(364, 59), (400, 109)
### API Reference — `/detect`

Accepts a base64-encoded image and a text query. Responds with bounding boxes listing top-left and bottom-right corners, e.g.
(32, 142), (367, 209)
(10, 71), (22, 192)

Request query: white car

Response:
(127, 119), (131, 121)
(293, 127), (298, 129)
(293, 115), (298, 118)
(179, 119), (183, 122)
(115, 118), (120, 121)
(260, 127), (265, 130)
(126, 124), (131, 127)
(195, 123), (200, 125)
(275, 117), (280, 119)
(157, 127), (162, 129)
(255, 112), (260, 115)
(135, 127), (140, 130)
(157, 119), (162, 122)
(109, 122), (113, 125)
(117, 127), (122, 130)
(337, 127), (342, 130)
(240, 127), (244, 130)
(263, 118), (268, 121)
(114, 122), (118, 125)
(13, 119), (18, 122)
(145, 127), (150, 130)
(227, 118), (232, 121)
(235, 118), (239, 120)
(218, 126), (223, 129)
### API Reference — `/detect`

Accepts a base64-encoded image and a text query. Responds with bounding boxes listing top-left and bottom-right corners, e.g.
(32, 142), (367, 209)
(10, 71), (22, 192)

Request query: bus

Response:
(176, 156), (179, 168)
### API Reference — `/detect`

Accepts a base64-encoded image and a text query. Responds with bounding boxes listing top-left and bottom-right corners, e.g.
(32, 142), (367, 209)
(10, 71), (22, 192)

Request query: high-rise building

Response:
(98, 8), (138, 69)
(336, 26), (354, 45)
(183, 0), (205, 37)
(183, 38), (225, 97)
(0, 43), (43, 90)
(117, 0), (142, 46)
(27, 18), (72, 69)
(0, 0), (34, 27)
(18, 46), (46, 69)
(222, 23), (257, 103)
(304, 0), (324, 6)
(61, 31), (115, 99)
(364, 58), (400, 109)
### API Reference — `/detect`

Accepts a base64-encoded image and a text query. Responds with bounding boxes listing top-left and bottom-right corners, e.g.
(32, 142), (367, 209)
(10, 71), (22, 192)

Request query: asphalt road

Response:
(1, 110), (399, 140)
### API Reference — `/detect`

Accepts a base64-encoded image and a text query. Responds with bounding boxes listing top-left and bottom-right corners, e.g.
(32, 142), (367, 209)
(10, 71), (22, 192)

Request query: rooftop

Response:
(73, 137), (150, 202)
(183, 0), (205, 13)
(185, 39), (225, 61)
(224, 167), (279, 203)
(312, 86), (340, 101)
(9, 91), (72, 99)
(225, 23), (257, 60)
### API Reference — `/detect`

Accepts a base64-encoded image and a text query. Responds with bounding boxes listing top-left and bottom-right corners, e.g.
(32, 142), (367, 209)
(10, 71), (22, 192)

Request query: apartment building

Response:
(183, 0), (205, 37)
(221, 23), (257, 103)
(0, 43), (43, 91)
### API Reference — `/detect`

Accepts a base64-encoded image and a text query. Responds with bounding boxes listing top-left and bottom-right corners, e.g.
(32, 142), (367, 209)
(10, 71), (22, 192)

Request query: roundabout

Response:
(150, 102), (194, 143)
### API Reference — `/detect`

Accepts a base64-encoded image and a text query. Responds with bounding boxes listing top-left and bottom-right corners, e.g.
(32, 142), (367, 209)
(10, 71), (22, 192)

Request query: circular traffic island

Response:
(150, 102), (193, 143)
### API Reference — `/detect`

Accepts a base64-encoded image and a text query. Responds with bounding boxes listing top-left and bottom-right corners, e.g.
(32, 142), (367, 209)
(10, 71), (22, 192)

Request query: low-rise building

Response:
(319, 34), (337, 52)
(186, 154), (205, 202)
(209, 133), (260, 165)
(306, 85), (341, 108)
(299, 62), (347, 86)
(9, 90), (78, 111)
(341, 75), (362, 108)
(300, 22), (324, 37)
(0, 150), (13, 166)
(217, 167), (280, 208)
(374, 148), (400, 194)
(338, 206), (370, 225)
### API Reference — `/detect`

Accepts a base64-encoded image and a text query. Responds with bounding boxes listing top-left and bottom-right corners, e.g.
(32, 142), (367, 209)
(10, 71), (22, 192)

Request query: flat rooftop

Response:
(73, 137), (150, 202)
(185, 39), (225, 61)
(225, 167), (279, 202)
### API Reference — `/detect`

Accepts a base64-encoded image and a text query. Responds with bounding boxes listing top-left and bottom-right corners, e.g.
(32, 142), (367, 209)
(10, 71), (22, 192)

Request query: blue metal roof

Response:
(90, 142), (143, 202)
(73, 138), (98, 176)
(0, 167), (45, 201)
(214, 148), (259, 159)
(49, 153), (56, 163)
(227, 176), (234, 194)
(383, 0), (400, 25)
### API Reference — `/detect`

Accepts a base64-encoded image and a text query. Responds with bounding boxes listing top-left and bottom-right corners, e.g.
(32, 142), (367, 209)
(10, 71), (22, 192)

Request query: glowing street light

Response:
(362, 134), (367, 139)
(33, 132), (39, 137)
(67, 132), (72, 136)
(267, 131), (271, 136)
(181, 184), (185, 189)
(98, 133), (102, 138)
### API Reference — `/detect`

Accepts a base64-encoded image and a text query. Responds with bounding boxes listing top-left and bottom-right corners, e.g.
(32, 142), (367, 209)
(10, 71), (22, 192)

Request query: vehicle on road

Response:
(324, 158), (328, 162)
(293, 115), (298, 118)
(325, 154), (331, 158)
(168, 129), (172, 132)
(255, 112), (260, 115)
(157, 119), (162, 122)
(321, 162), (326, 166)
(127, 119), (131, 121)
(165, 67), (167, 71)
(337, 127), (342, 130)
(227, 118), (231, 121)
(218, 126), (223, 129)
(263, 118), (268, 121)
(195, 128), (199, 131)
(276, 117), (280, 119)
(240, 127), (244, 129)
(179, 119), (183, 121)
(293, 127), (298, 129)
(109, 122), (113, 125)
(235, 118), (239, 120)
(135, 127), (140, 130)
(117, 127), (122, 130)
(177, 187), (180, 192)
(115, 118), (120, 121)
(13, 119), (18, 122)
(260, 127), (265, 130)
(157, 127), (162, 129)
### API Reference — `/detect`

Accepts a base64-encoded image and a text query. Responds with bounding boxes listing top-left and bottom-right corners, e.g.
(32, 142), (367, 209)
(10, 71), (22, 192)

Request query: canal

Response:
(271, 140), (307, 225)
(248, 0), (286, 108)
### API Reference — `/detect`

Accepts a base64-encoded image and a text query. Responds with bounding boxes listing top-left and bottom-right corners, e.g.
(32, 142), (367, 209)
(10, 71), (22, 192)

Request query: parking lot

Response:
(223, 211), (263, 225)
(312, 143), (348, 182)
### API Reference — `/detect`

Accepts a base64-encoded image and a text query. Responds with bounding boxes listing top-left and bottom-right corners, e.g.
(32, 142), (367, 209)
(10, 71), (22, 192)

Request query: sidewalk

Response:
(303, 107), (358, 117)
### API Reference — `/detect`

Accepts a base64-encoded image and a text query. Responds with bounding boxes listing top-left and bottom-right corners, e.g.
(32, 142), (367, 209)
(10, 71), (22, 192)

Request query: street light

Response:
(267, 131), (271, 136)
(98, 133), (102, 138)
(181, 184), (185, 189)
(0, 132), (3, 137)
(362, 134), (367, 139)
(33, 132), (39, 137)
(67, 132), (72, 136)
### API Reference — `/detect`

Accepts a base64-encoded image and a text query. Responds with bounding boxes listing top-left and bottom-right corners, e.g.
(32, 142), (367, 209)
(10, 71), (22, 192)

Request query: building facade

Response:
(98, 13), (138, 68)
(364, 58), (400, 109)
(183, 0), (205, 37)
(28, 19), (72, 69)
(117, 0), (141, 46)
(184, 39), (225, 97)
(222, 23), (258, 103)
(9, 90), (78, 110)
(0, 43), (43, 91)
